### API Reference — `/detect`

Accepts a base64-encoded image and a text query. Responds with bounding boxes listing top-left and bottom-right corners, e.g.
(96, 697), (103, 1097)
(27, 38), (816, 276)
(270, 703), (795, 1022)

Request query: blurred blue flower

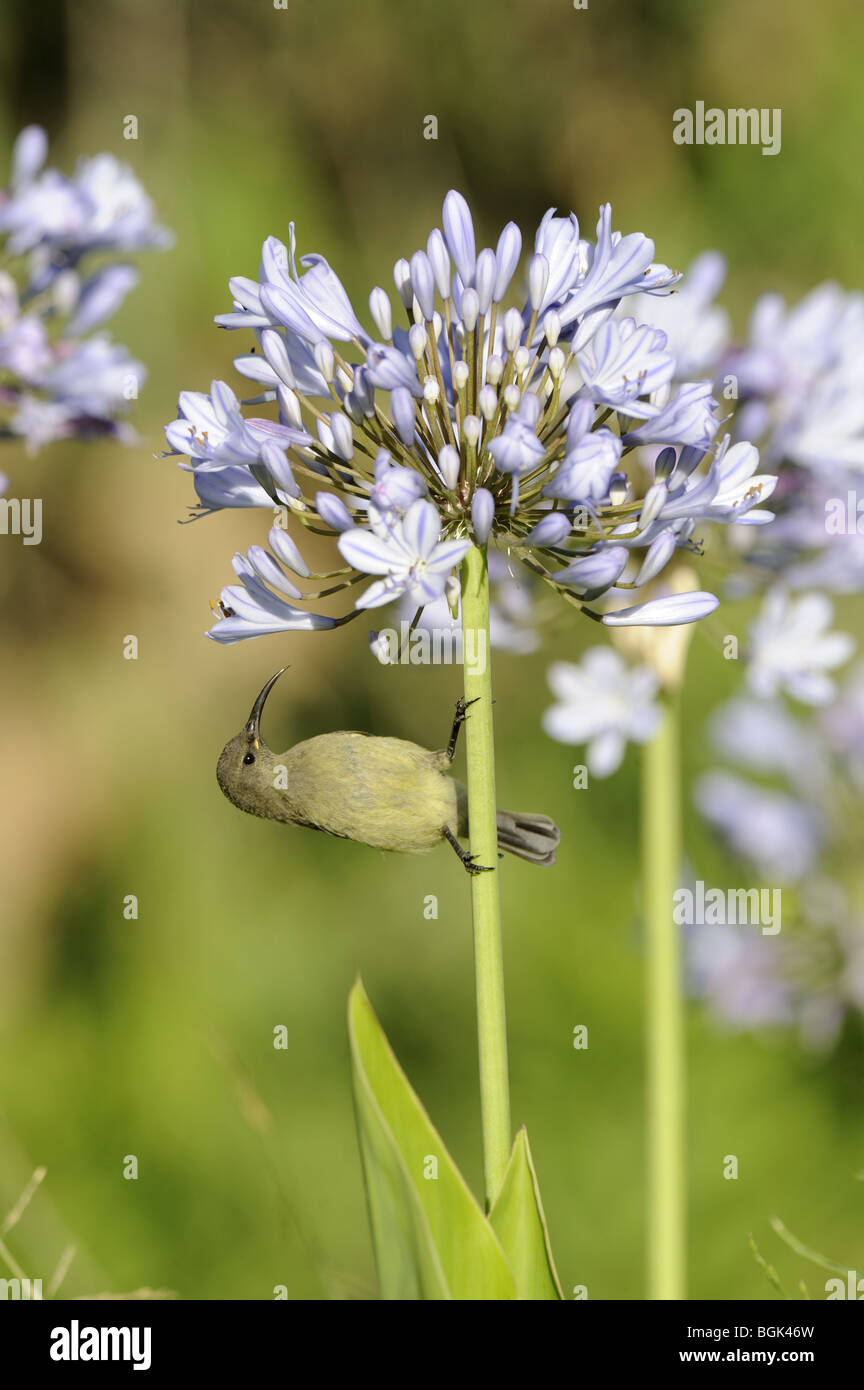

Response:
(746, 588), (855, 704)
(693, 769), (823, 882)
(707, 694), (824, 788)
(685, 917), (796, 1031)
(0, 126), (170, 451)
(542, 646), (660, 775)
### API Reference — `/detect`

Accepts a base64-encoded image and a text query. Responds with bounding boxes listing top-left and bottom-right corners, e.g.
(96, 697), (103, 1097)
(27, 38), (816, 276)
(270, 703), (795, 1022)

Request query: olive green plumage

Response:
(217, 670), (560, 872)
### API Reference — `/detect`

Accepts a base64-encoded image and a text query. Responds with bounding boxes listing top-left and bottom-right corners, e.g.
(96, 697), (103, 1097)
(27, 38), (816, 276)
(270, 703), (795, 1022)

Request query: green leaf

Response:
(490, 1127), (563, 1300)
(348, 979), (517, 1300)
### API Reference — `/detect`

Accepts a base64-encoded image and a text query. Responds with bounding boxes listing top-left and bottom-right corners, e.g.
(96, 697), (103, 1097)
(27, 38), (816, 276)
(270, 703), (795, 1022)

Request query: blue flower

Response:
(218, 230), (366, 346)
(576, 317), (674, 414)
(602, 591), (719, 627)
(338, 498), (472, 610)
(554, 204), (681, 335)
(487, 416), (545, 476)
(165, 380), (309, 485)
(647, 438), (777, 528)
(622, 381), (718, 448)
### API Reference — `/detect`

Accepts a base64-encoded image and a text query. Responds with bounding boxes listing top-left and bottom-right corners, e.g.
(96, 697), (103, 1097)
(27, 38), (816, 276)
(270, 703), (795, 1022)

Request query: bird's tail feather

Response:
(496, 810), (561, 866)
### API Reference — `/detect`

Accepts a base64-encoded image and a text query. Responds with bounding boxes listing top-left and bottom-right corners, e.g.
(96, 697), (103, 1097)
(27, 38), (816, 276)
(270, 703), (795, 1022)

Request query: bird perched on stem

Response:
(217, 670), (560, 872)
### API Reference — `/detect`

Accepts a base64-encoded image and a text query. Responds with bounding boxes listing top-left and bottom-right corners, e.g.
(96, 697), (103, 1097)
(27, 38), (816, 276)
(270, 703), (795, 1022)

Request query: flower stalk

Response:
(460, 543), (511, 1207)
(642, 693), (685, 1299)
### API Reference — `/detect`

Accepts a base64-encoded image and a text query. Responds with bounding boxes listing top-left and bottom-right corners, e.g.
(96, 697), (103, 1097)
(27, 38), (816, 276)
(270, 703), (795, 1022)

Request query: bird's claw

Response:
(464, 853), (494, 875)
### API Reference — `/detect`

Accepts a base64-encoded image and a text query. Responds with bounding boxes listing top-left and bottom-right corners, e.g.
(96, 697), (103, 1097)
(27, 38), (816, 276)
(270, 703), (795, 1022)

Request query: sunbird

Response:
(217, 670), (561, 873)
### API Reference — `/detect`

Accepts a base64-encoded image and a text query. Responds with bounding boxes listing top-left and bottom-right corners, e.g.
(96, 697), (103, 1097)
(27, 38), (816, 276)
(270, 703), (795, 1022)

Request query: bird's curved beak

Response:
(245, 668), (288, 746)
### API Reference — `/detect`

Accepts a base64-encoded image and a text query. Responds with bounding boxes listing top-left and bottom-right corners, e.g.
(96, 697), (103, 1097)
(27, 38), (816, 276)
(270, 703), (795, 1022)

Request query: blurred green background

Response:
(0, 0), (862, 1300)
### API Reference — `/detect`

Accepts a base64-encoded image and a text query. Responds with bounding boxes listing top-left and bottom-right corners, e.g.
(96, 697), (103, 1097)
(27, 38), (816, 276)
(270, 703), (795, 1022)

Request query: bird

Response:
(216, 670), (561, 873)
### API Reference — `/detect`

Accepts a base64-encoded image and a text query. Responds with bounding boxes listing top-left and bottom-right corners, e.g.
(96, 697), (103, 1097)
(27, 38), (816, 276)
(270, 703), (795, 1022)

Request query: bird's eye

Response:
(243, 752), (255, 766)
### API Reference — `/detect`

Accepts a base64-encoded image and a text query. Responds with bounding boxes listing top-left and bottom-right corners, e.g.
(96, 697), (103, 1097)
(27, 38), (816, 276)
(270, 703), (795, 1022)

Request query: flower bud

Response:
(493, 222), (522, 302)
(427, 228), (451, 299)
(528, 253), (550, 311)
(437, 444), (460, 489)
(475, 248), (497, 316)
(548, 346), (566, 379)
(639, 480), (668, 530)
(471, 487), (495, 544)
(390, 385), (416, 445)
(485, 354), (505, 385)
(442, 189), (477, 288)
(313, 340), (334, 383)
(461, 287), (480, 333)
(329, 411), (354, 461)
(393, 257), (413, 308)
(543, 309), (561, 346)
(609, 473), (630, 506)
(462, 414), (481, 447)
(478, 385), (497, 420)
(634, 530), (676, 585)
(315, 491), (354, 532)
(369, 287), (392, 340)
(261, 328), (296, 386)
(503, 307), (524, 352)
(276, 385), (303, 429)
(409, 322), (428, 359)
(410, 250), (436, 320)
(526, 512), (571, 546)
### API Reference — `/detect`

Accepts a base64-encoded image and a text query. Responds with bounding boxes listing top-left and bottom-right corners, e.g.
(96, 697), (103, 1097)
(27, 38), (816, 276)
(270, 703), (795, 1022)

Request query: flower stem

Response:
(460, 544), (511, 1208)
(642, 695), (685, 1299)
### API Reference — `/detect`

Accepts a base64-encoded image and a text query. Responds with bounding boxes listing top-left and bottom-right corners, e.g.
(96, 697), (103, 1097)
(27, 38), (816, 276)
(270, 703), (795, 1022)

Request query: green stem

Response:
(460, 544), (511, 1207)
(642, 695), (685, 1299)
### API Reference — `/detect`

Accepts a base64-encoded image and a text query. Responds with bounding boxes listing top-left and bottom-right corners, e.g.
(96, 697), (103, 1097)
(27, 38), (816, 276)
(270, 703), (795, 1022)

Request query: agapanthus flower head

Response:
(0, 126), (170, 451)
(164, 190), (770, 643)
